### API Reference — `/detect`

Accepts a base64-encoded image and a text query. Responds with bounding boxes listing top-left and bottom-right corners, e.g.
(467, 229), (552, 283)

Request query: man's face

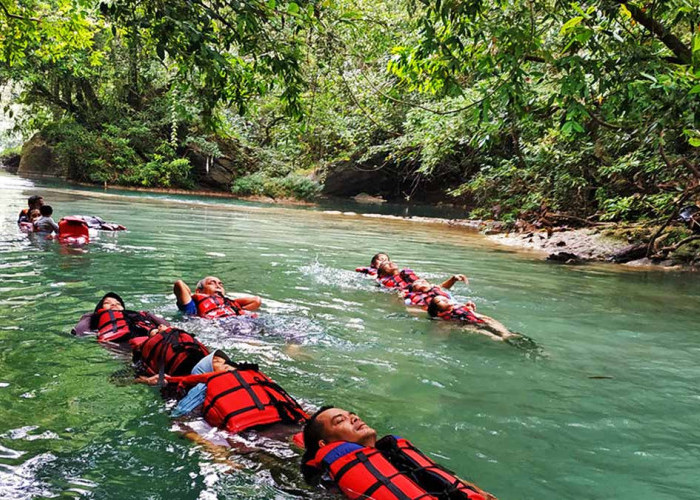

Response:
(412, 279), (430, 293)
(380, 261), (398, 276)
(372, 254), (389, 268)
(316, 408), (377, 448)
(102, 297), (124, 311)
(212, 356), (234, 372)
(199, 276), (225, 296)
(432, 296), (451, 312)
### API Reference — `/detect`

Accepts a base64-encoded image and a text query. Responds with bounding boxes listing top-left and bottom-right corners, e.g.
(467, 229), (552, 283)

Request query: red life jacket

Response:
(379, 269), (418, 290)
(139, 328), (209, 377)
(169, 365), (308, 433)
(404, 287), (450, 308)
(192, 293), (244, 319)
(309, 436), (493, 500)
(58, 217), (90, 245)
(376, 436), (495, 500)
(438, 306), (483, 324)
(94, 309), (154, 343)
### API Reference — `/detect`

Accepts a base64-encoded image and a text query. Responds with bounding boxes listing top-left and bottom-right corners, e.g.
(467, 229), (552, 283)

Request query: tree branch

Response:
(0, 1), (41, 22)
(618, 0), (692, 64)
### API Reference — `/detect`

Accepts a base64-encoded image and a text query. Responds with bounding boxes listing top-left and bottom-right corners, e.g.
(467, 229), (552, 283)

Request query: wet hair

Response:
(39, 205), (53, 216)
(195, 278), (205, 291)
(300, 405), (334, 485)
(28, 195), (43, 207)
(427, 298), (440, 317)
(370, 253), (388, 268)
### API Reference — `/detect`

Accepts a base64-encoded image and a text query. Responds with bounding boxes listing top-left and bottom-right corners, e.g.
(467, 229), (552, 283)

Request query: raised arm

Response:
(440, 274), (469, 290)
(173, 280), (193, 306)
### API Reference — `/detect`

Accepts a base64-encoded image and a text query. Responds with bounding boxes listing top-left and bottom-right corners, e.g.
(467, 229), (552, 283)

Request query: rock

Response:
(556, 240), (566, 247)
(17, 134), (59, 176)
(609, 243), (647, 263)
(546, 252), (582, 264)
(353, 193), (386, 204)
(0, 153), (20, 174)
(185, 137), (253, 190)
(322, 151), (395, 197)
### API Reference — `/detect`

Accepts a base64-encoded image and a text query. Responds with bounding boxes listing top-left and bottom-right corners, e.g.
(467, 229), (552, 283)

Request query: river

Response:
(1, 172), (699, 500)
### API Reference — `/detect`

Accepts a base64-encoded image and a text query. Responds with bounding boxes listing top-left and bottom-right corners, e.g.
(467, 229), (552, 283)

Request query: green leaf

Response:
(690, 138), (700, 147)
(287, 2), (299, 14)
(689, 85), (700, 95)
(560, 16), (583, 34)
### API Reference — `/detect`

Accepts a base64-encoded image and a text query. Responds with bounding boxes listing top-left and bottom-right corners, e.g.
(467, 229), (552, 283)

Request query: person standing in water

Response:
(173, 276), (262, 319)
(17, 195), (44, 224)
(33, 205), (60, 234)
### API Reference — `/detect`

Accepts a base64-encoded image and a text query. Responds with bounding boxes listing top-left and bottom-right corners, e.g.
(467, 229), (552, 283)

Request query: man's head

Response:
(28, 195), (44, 210)
(377, 261), (398, 278)
(212, 350), (234, 372)
(303, 407), (377, 453)
(409, 279), (431, 293)
(39, 205), (53, 217)
(196, 276), (225, 296)
(427, 295), (452, 317)
(370, 253), (389, 268)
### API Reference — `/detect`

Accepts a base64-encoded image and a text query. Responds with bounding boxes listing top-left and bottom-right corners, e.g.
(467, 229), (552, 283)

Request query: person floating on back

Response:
(376, 261), (419, 290)
(300, 406), (497, 500)
(427, 295), (517, 341)
(166, 350), (308, 435)
(355, 252), (389, 276)
(173, 276), (262, 319)
(402, 275), (469, 308)
(33, 205), (59, 234)
(72, 292), (171, 344)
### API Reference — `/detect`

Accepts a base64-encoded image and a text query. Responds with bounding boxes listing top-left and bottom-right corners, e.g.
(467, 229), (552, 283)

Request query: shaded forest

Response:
(1, 0), (699, 228)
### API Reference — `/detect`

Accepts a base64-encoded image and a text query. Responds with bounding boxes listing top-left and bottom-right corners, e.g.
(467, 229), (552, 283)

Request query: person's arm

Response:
(145, 312), (170, 328)
(233, 295), (261, 311)
(172, 383), (207, 417)
(71, 313), (94, 336)
(49, 217), (60, 233)
(173, 280), (192, 307)
(440, 274), (469, 290)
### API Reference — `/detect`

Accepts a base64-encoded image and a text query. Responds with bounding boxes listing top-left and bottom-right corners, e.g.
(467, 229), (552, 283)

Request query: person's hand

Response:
(453, 274), (469, 285)
(136, 375), (159, 386)
(149, 324), (169, 336)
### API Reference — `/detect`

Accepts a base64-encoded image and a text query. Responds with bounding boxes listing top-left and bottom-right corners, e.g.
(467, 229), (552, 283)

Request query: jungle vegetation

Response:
(1, 0), (699, 222)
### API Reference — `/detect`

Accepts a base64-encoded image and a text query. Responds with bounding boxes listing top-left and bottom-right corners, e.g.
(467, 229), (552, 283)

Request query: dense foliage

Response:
(1, 0), (699, 218)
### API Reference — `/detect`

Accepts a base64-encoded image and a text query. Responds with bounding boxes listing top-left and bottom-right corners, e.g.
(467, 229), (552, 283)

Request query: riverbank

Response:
(5, 169), (697, 270)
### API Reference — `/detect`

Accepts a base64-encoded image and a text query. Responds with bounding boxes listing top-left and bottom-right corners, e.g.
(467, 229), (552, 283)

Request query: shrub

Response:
(232, 173), (321, 200)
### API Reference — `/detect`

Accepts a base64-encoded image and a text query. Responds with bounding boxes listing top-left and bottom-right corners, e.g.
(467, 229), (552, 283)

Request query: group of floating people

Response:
(358, 253), (519, 342)
(17, 194), (126, 244)
(68, 272), (498, 499)
(18, 191), (504, 499)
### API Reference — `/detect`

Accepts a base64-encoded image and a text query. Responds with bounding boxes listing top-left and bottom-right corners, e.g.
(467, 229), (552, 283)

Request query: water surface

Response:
(1, 172), (699, 499)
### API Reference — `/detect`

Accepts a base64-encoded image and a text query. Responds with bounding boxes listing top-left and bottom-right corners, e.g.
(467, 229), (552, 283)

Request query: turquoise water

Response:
(1, 172), (699, 499)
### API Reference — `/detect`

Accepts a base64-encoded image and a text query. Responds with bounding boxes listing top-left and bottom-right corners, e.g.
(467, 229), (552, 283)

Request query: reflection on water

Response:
(1, 172), (700, 500)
